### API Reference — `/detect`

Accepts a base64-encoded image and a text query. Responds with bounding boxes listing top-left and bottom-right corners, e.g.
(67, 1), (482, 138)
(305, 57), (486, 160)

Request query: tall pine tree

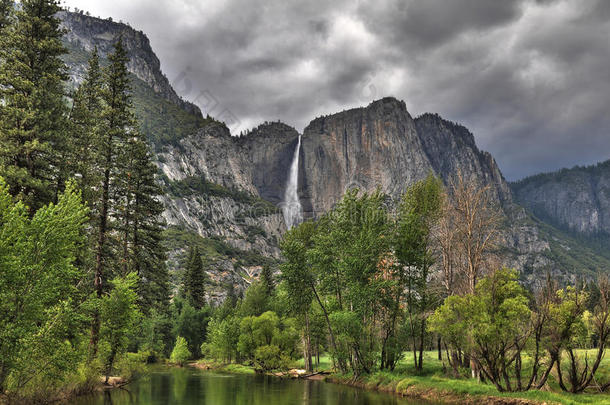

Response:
(91, 38), (134, 353)
(185, 246), (206, 309)
(0, 0), (69, 212)
(69, 48), (103, 209)
(260, 264), (275, 295)
(119, 130), (169, 312)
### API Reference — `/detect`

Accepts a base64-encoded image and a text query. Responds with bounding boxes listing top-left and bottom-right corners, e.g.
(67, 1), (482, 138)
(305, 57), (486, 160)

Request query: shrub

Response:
(170, 336), (192, 366)
(253, 345), (283, 372)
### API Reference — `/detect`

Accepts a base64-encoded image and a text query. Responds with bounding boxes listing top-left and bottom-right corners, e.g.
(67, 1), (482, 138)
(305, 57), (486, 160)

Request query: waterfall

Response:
(282, 135), (303, 229)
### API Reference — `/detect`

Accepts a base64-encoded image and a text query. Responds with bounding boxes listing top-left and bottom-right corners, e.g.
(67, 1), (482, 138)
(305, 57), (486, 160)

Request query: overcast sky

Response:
(63, 0), (610, 180)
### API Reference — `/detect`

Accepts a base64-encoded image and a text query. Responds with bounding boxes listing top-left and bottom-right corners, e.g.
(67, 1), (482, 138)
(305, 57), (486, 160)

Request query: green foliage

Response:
(170, 336), (192, 365)
(185, 246), (207, 309)
(172, 298), (210, 358)
(137, 309), (174, 360)
(0, 0), (69, 211)
(309, 189), (392, 374)
(0, 178), (88, 393)
(113, 353), (147, 382)
(203, 315), (240, 363)
(99, 273), (142, 380)
(240, 281), (271, 317)
(237, 316), (257, 360)
(68, 48), (103, 211)
(253, 345), (287, 372)
(392, 174), (443, 370)
(119, 130), (169, 312)
(429, 268), (532, 391)
(280, 221), (316, 315)
(0, 0), (12, 31)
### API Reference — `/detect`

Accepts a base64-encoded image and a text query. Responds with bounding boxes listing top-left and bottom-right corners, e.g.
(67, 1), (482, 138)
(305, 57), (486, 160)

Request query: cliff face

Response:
(511, 161), (610, 236)
(154, 95), (609, 286)
(59, 10), (201, 116)
(299, 99), (512, 216)
(300, 98), (430, 216)
(414, 113), (512, 205)
(157, 121), (299, 260)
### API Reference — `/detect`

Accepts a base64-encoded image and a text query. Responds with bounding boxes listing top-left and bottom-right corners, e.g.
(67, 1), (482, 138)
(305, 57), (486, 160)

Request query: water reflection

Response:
(70, 367), (435, 405)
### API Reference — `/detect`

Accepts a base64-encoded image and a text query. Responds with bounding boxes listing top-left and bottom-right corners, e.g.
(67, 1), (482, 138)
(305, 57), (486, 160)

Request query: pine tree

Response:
(0, 0), (69, 212)
(185, 246), (206, 309)
(91, 38), (134, 353)
(225, 281), (238, 307)
(260, 265), (275, 295)
(121, 130), (169, 312)
(69, 48), (103, 209)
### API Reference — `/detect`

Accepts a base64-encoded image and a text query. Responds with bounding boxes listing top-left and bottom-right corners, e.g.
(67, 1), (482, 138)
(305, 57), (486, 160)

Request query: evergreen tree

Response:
(91, 38), (134, 353)
(260, 265), (275, 295)
(69, 48), (103, 209)
(126, 133), (169, 312)
(185, 246), (206, 309)
(225, 281), (238, 307)
(0, 0), (69, 212)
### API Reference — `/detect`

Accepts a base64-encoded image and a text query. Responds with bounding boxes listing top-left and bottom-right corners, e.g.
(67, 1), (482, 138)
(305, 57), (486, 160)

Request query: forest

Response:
(1, 1), (610, 404)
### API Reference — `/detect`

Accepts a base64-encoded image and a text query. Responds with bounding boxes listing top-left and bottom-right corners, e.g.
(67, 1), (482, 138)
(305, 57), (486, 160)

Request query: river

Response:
(68, 367), (436, 405)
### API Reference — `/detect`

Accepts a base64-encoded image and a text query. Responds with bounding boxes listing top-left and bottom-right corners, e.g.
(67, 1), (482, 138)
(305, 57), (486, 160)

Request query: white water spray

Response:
(282, 135), (303, 229)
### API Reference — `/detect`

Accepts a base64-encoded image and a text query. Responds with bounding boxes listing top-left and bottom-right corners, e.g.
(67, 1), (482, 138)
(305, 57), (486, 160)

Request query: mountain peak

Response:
(367, 96), (407, 111)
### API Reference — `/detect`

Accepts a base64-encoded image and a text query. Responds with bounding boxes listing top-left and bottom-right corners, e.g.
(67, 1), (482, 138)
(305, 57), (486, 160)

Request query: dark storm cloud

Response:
(64, 0), (610, 180)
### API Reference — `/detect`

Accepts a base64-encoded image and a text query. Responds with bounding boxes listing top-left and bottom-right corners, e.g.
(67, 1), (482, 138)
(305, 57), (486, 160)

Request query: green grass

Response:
(298, 351), (610, 404)
(294, 355), (334, 372)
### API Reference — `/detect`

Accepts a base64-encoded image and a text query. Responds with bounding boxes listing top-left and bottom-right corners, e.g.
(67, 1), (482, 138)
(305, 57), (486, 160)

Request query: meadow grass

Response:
(296, 350), (610, 404)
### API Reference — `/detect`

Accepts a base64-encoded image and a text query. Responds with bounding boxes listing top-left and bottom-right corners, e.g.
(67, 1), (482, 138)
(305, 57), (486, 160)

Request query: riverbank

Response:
(328, 373), (610, 405)
(190, 359), (256, 375)
(0, 377), (125, 405)
(191, 356), (610, 405)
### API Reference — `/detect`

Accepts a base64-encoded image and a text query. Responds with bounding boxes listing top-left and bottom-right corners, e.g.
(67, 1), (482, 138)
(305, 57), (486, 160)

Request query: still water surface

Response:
(69, 367), (437, 405)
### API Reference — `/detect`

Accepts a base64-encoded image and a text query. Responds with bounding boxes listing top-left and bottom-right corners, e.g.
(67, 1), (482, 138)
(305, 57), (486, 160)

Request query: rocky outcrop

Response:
(414, 113), (512, 206)
(157, 122), (296, 260)
(58, 10), (201, 116)
(300, 98), (431, 216)
(511, 161), (610, 236)
(298, 100), (512, 217)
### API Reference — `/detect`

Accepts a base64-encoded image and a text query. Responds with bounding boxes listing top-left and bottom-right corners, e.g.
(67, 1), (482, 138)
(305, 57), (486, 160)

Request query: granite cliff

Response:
(512, 161), (610, 237)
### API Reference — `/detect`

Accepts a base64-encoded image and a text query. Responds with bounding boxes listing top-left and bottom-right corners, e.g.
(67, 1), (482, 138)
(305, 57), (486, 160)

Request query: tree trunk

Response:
(437, 336), (442, 361)
(312, 284), (345, 373)
(91, 155), (111, 356)
(303, 312), (313, 373)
